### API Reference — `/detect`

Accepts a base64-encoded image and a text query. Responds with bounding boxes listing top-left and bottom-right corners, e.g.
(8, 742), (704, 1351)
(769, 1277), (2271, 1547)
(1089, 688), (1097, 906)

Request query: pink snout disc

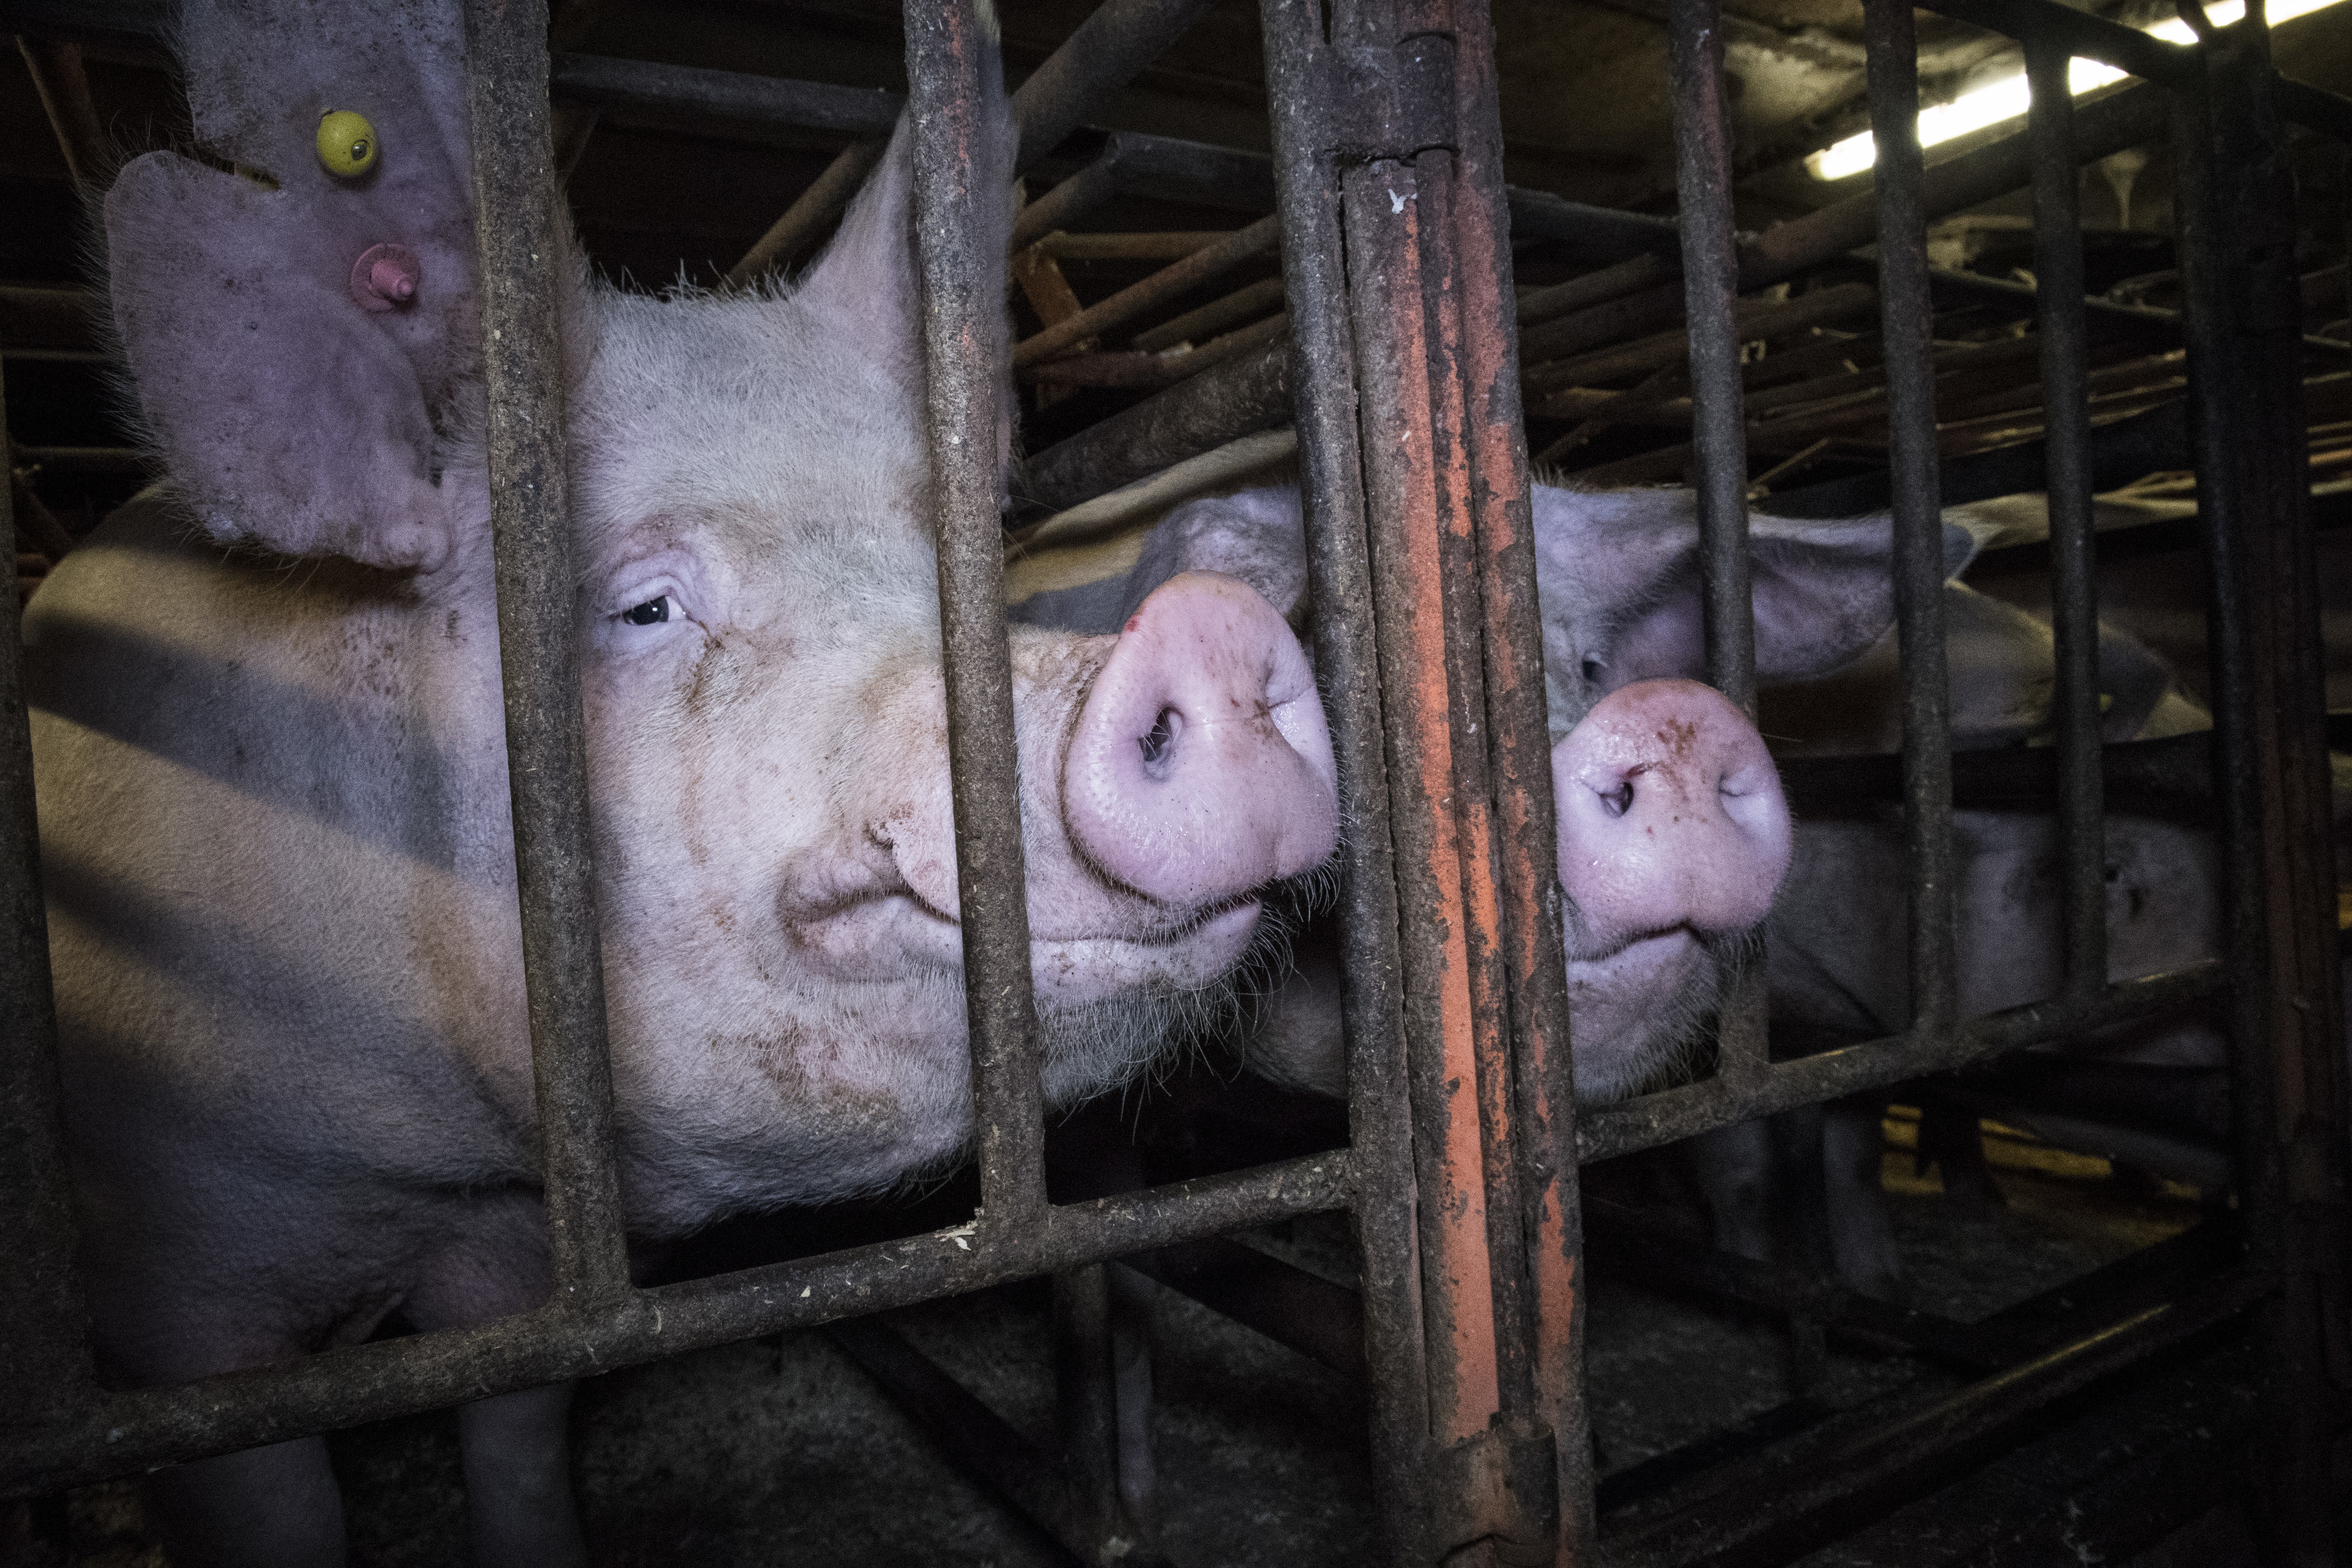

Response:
(349, 243), (422, 313)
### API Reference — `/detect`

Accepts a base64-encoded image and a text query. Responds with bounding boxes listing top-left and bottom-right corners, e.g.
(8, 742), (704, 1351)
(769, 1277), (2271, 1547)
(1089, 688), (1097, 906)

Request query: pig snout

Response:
(1062, 571), (1338, 908)
(1553, 678), (1791, 951)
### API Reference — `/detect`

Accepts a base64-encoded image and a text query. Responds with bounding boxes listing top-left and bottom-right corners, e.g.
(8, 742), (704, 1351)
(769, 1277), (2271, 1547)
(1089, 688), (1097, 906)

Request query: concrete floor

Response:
(51, 1117), (2247, 1567)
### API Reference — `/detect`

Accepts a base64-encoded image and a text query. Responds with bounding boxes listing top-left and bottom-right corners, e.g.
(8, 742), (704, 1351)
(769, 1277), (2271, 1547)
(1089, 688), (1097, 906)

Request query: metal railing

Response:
(3, 0), (2349, 1561)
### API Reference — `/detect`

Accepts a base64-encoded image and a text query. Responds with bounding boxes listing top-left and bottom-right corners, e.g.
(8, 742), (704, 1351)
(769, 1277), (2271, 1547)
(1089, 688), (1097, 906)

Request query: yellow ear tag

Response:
(316, 110), (378, 178)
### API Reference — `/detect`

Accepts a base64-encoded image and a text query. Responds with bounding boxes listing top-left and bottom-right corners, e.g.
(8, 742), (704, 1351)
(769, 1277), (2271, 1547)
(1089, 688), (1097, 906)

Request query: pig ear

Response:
(1529, 486), (1980, 689)
(103, 0), (484, 569)
(788, 25), (1018, 503)
(1116, 488), (1311, 629)
(1745, 511), (1982, 683)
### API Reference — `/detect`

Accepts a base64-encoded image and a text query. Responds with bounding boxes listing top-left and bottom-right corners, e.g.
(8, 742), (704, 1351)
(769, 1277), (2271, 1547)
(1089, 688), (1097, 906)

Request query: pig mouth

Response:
(784, 886), (1264, 1002)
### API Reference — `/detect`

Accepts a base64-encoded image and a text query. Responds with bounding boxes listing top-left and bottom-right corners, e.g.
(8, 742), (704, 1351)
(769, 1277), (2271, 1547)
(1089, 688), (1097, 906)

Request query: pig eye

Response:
(1581, 657), (1606, 685)
(621, 595), (675, 626)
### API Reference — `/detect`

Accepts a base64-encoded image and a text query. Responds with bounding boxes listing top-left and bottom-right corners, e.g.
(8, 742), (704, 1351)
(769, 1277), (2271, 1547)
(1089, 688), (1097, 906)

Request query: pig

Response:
(25, 4), (1337, 1562)
(1010, 481), (1975, 1102)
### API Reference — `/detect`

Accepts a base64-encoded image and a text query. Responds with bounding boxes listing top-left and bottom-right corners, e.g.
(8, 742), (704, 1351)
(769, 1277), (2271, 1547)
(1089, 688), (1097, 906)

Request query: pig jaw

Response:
(1552, 679), (1790, 1101)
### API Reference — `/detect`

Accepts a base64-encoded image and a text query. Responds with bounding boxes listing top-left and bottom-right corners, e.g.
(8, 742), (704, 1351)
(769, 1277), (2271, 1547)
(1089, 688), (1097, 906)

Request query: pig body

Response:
(33, 5), (1336, 1560)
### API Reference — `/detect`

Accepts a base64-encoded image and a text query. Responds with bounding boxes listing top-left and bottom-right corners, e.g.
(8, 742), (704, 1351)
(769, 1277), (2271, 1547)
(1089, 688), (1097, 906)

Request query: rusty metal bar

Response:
(1577, 963), (2224, 1161)
(2172, 15), (2352, 1560)
(1343, 143), (1501, 1454)
(0, 354), (93, 1431)
(463, 0), (630, 1307)
(1601, 1271), (2267, 1566)
(0, 1149), (1352, 1497)
(1018, 335), (1293, 510)
(2025, 38), (2109, 1010)
(1668, 0), (1756, 716)
(1009, 0), (1218, 173)
(903, 0), (1048, 1232)
(724, 134), (886, 287)
(1436, 0), (1598, 1553)
(1014, 214), (1281, 367)
(1864, 0), (1959, 1039)
(1256, 0), (1426, 1554)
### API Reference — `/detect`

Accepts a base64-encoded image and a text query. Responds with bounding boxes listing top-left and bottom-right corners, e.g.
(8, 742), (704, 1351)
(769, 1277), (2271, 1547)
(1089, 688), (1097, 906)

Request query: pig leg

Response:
(1686, 1117), (1777, 1264)
(147, 1441), (346, 1568)
(405, 1193), (580, 1567)
(458, 1384), (583, 1566)
(1822, 1096), (1904, 1302)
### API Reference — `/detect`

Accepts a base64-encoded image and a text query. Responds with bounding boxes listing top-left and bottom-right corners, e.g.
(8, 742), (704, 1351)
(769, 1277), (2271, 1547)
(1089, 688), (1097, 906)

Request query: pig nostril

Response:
(1138, 707), (1181, 776)
(1599, 779), (1633, 818)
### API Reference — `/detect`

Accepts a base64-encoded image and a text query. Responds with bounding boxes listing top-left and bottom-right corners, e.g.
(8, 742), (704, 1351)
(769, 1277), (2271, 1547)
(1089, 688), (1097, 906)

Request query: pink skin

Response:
(347, 242), (421, 312)
(1064, 571), (1338, 909)
(1552, 678), (1791, 1097)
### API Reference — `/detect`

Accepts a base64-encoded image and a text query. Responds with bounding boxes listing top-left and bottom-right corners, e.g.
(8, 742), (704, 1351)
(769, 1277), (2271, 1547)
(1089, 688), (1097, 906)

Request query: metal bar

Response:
(1127, 1239), (1368, 1378)
(1052, 1265), (1124, 1553)
(1013, 215), (1281, 367)
(463, 0), (629, 1307)
(1342, 144), (1501, 1451)
(1741, 81), (2172, 291)
(1420, 1), (1598, 1554)
(2172, 19), (2352, 1560)
(1255, 0), (1426, 1555)
(1668, 0), (1755, 714)
(2025, 38), (2109, 1010)
(548, 52), (903, 136)
(1600, 1270), (2266, 1566)
(1011, 152), (1123, 250)
(1008, 0), (1219, 174)
(14, 37), (108, 187)
(1522, 282), (1880, 402)
(1865, 0), (1959, 1041)
(1777, 730), (2219, 817)
(1576, 963), (2225, 1160)
(0, 354), (94, 1430)
(1130, 275), (1285, 353)
(723, 134), (886, 287)
(903, 0), (1049, 1232)
(1018, 335), (1291, 510)
(0, 1149), (1353, 1497)
(1513, 253), (1674, 331)
(1914, 0), (2197, 87)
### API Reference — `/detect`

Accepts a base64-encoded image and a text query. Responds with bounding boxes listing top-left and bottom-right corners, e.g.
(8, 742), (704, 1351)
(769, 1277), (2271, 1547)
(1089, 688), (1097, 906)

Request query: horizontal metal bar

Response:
(1776, 729), (2218, 816)
(1576, 963), (2225, 1161)
(549, 51), (902, 135)
(2273, 74), (2352, 144)
(1914, 0), (2197, 88)
(1764, 395), (2188, 517)
(1018, 335), (1291, 509)
(1013, 214), (1280, 367)
(1503, 187), (1682, 258)
(1600, 1269), (2266, 1565)
(0, 1151), (1351, 1499)
(1740, 81), (2172, 291)
(1127, 1237), (1367, 1380)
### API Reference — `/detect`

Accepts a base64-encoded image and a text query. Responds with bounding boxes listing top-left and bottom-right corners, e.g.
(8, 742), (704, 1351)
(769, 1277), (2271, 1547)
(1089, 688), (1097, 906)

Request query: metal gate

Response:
(3, 0), (2349, 1560)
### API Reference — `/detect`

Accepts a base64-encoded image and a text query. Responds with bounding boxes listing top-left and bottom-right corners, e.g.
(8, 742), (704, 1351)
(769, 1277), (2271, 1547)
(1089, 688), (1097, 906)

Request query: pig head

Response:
(32, 0), (1334, 1425)
(1013, 483), (1963, 1101)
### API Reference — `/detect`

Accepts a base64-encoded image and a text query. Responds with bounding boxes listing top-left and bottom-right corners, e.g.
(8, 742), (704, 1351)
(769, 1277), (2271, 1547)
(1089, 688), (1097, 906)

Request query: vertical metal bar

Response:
(1443, 0), (1598, 1552)
(1667, 0), (1773, 1108)
(1666, 0), (1755, 713)
(904, 0), (1049, 1232)
(1862, 0), (1958, 1036)
(0, 356), (95, 1425)
(463, 0), (629, 1305)
(2025, 38), (2109, 1007)
(2172, 13), (2351, 1560)
(1257, 0), (1428, 1554)
(1341, 143), (1503, 1448)
(1053, 1265), (1120, 1548)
